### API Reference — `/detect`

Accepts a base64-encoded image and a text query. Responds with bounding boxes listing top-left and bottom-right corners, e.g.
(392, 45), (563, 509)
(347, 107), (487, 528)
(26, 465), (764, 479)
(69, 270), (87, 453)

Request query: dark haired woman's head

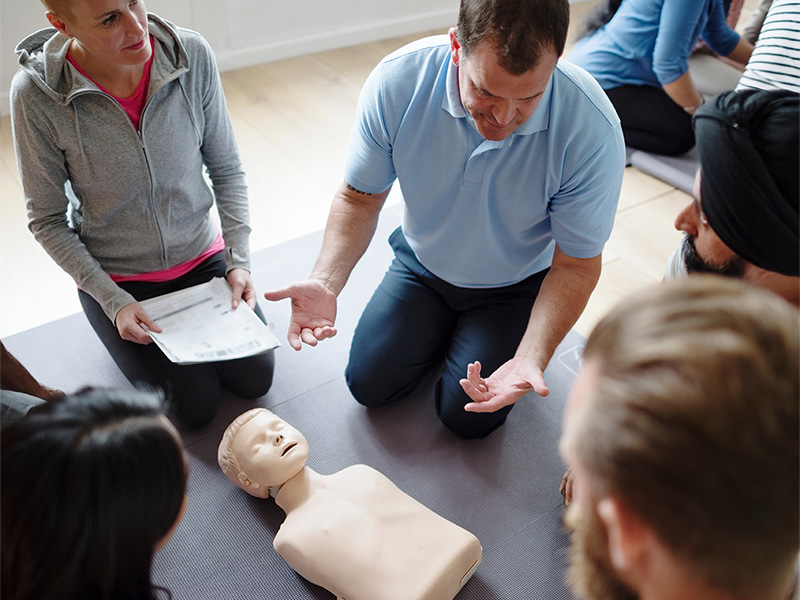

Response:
(1, 388), (187, 600)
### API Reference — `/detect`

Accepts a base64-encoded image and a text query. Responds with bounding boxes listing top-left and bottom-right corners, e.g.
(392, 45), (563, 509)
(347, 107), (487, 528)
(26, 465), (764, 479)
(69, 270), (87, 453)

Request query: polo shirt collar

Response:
(442, 56), (554, 138)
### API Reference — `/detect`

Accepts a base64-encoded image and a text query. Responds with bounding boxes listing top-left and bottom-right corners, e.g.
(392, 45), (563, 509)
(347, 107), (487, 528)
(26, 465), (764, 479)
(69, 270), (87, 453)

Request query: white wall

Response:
(0, 0), (458, 116)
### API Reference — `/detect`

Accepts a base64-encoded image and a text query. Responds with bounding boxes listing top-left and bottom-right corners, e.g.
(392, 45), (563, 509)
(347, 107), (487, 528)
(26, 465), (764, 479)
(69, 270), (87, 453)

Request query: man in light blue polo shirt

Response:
(265, 0), (625, 439)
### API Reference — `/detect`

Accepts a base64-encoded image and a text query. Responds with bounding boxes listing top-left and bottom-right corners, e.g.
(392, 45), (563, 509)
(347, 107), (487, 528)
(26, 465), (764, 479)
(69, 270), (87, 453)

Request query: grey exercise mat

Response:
(629, 146), (700, 195)
(4, 203), (581, 599)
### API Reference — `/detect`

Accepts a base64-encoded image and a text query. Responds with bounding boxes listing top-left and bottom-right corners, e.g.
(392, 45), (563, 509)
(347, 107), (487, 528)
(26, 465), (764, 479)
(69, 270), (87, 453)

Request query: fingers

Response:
(298, 326), (338, 347)
(300, 328), (320, 348)
(459, 362), (487, 398)
(530, 370), (550, 398)
(562, 469), (575, 507)
(286, 324), (338, 351)
(463, 397), (509, 413)
(121, 323), (153, 345)
(116, 304), (159, 344)
(263, 287), (291, 302)
(241, 285), (257, 309)
(532, 381), (550, 397)
(467, 361), (487, 391)
(286, 323), (303, 351)
(459, 377), (486, 403)
(313, 325), (337, 341)
(137, 309), (161, 334)
(560, 467), (571, 492)
(229, 280), (244, 309)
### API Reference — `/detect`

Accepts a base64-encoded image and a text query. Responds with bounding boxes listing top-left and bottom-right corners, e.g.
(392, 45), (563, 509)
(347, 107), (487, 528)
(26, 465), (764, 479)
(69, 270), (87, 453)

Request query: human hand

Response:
(115, 302), (162, 345)
(560, 467), (576, 507)
(37, 385), (66, 402)
(227, 268), (257, 310)
(460, 357), (550, 413)
(263, 280), (337, 351)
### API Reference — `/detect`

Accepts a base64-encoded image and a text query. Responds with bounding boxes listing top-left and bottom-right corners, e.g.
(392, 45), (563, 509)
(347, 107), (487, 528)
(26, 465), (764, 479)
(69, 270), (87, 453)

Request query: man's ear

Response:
(46, 12), (71, 36)
(237, 472), (261, 491)
(597, 497), (650, 573)
(449, 27), (462, 66)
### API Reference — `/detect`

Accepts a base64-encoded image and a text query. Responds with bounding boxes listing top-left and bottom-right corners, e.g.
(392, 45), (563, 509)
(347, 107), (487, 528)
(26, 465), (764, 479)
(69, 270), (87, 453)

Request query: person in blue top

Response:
(265, 0), (625, 439)
(568, 0), (753, 155)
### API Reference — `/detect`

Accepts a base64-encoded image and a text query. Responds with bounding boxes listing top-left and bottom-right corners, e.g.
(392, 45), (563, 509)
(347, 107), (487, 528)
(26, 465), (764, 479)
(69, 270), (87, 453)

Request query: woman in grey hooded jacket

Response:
(11, 0), (274, 429)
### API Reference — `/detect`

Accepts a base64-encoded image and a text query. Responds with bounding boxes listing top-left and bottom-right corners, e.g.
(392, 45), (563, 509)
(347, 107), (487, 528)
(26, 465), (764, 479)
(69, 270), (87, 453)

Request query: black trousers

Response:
(605, 84), (695, 156)
(346, 228), (548, 440)
(80, 253), (275, 429)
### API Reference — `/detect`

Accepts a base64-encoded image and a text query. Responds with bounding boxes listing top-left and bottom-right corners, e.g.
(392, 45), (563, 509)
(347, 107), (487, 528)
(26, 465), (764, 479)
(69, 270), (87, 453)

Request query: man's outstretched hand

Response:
(263, 280), (338, 351)
(460, 357), (550, 413)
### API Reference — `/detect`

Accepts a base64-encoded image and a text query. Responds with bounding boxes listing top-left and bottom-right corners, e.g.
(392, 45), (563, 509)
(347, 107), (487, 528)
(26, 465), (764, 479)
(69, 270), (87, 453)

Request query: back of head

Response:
(1, 388), (187, 600)
(694, 89), (799, 277)
(456, 0), (570, 75)
(577, 277), (799, 595)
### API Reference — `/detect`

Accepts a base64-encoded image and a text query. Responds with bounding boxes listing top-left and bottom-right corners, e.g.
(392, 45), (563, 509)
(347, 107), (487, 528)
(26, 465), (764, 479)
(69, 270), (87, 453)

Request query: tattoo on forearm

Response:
(345, 183), (372, 196)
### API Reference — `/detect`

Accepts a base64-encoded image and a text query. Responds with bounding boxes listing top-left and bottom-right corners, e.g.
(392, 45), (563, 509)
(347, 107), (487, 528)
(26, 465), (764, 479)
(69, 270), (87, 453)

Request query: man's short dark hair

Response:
(456, 0), (570, 75)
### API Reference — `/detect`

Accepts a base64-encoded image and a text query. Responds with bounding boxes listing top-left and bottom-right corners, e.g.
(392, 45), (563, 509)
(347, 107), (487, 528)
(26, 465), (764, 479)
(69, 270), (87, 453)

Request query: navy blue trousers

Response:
(80, 253), (275, 430)
(346, 228), (548, 439)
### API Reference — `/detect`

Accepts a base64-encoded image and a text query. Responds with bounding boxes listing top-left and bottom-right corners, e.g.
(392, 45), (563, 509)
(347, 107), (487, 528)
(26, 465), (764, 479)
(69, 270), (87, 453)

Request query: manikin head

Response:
(218, 408), (310, 499)
(673, 90), (799, 300)
(449, 0), (569, 140)
(560, 277), (799, 600)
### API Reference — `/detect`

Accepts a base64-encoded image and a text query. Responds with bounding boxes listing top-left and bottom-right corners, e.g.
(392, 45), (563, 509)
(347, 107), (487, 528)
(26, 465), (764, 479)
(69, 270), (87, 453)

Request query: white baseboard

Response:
(0, 8), (456, 117)
(212, 9), (456, 72)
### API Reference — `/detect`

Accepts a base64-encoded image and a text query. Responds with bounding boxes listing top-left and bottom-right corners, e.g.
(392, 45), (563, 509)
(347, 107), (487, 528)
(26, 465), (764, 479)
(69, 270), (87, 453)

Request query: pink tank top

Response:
(67, 36), (154, 130)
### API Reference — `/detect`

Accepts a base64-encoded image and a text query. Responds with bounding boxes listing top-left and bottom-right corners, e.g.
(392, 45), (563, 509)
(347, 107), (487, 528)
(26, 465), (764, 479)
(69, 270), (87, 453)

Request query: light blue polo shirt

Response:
(345, 35), (625, 288)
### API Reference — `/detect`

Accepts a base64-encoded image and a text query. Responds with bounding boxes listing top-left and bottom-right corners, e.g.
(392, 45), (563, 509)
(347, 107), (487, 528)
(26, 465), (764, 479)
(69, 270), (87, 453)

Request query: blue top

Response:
(568, 0), (740, 89)
(345, 36), (625, 288)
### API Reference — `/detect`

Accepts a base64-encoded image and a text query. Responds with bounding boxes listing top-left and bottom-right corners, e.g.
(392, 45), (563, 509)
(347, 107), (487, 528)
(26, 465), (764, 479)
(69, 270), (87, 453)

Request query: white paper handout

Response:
(140, 277), (280, 365)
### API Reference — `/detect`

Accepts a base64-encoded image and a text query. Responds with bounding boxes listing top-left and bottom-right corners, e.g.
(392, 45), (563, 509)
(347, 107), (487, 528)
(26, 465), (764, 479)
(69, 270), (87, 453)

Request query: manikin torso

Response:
(272, 465), (482, 600)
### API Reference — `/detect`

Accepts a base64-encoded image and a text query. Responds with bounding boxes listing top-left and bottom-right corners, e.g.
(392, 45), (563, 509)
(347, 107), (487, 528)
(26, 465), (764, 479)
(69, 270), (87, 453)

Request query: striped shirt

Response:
(736, 0), (800, 92)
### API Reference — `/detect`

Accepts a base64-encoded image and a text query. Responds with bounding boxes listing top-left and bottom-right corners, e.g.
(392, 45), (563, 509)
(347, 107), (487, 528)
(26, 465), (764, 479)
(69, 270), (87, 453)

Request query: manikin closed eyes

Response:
(218, 408), (482, 600)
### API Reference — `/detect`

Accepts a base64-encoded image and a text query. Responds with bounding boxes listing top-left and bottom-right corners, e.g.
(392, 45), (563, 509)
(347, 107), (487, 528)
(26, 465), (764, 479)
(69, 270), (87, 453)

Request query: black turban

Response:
(693, 89), (799, 277)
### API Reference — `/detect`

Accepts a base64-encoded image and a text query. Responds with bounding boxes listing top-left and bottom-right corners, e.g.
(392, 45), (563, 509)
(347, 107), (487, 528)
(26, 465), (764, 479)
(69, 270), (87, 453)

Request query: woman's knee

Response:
(218, 351), (276, 399)
(164, 375), (221, 430)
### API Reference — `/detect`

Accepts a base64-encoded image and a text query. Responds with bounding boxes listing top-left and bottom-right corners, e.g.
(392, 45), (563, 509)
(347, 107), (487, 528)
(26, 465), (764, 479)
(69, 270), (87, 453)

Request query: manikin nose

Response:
(273, 434), (284, 445)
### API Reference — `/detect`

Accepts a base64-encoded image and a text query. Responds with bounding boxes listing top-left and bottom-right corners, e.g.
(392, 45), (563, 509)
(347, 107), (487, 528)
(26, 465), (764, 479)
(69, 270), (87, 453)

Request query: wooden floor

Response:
(0, 3), (718, 341)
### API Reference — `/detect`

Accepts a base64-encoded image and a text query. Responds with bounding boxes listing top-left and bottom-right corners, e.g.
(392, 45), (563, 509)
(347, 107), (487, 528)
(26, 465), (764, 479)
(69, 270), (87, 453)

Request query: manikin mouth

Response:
(281, 443), (297, 457)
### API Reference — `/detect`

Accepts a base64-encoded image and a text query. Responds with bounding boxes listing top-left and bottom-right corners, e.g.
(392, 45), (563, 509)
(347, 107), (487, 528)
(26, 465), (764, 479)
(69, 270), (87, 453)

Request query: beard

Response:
(682, 235), (747, 279)
(565, 504), (640, 600)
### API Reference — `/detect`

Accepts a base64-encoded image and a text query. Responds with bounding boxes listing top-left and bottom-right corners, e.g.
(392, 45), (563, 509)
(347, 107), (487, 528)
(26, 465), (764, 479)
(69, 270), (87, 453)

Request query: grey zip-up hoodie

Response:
(11, 14), (252, 322)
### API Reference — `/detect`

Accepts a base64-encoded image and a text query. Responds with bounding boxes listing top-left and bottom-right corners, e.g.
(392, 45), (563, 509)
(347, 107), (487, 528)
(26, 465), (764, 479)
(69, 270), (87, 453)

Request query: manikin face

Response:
(674, 171), (747, 278)
(449, 28), (557, 141)
(560, 364), (639, 600)
(231, 410), (310, 490)
(49, 0), (152, 69)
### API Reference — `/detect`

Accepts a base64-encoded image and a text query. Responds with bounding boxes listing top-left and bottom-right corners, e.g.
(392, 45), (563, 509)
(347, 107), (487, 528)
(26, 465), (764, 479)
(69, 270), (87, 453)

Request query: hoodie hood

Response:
(14, 13), (188, 106)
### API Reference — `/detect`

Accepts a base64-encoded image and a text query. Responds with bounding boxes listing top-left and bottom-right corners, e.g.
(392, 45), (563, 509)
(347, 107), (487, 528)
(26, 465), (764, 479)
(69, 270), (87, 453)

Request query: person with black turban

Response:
(668, 88), (799, 306)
